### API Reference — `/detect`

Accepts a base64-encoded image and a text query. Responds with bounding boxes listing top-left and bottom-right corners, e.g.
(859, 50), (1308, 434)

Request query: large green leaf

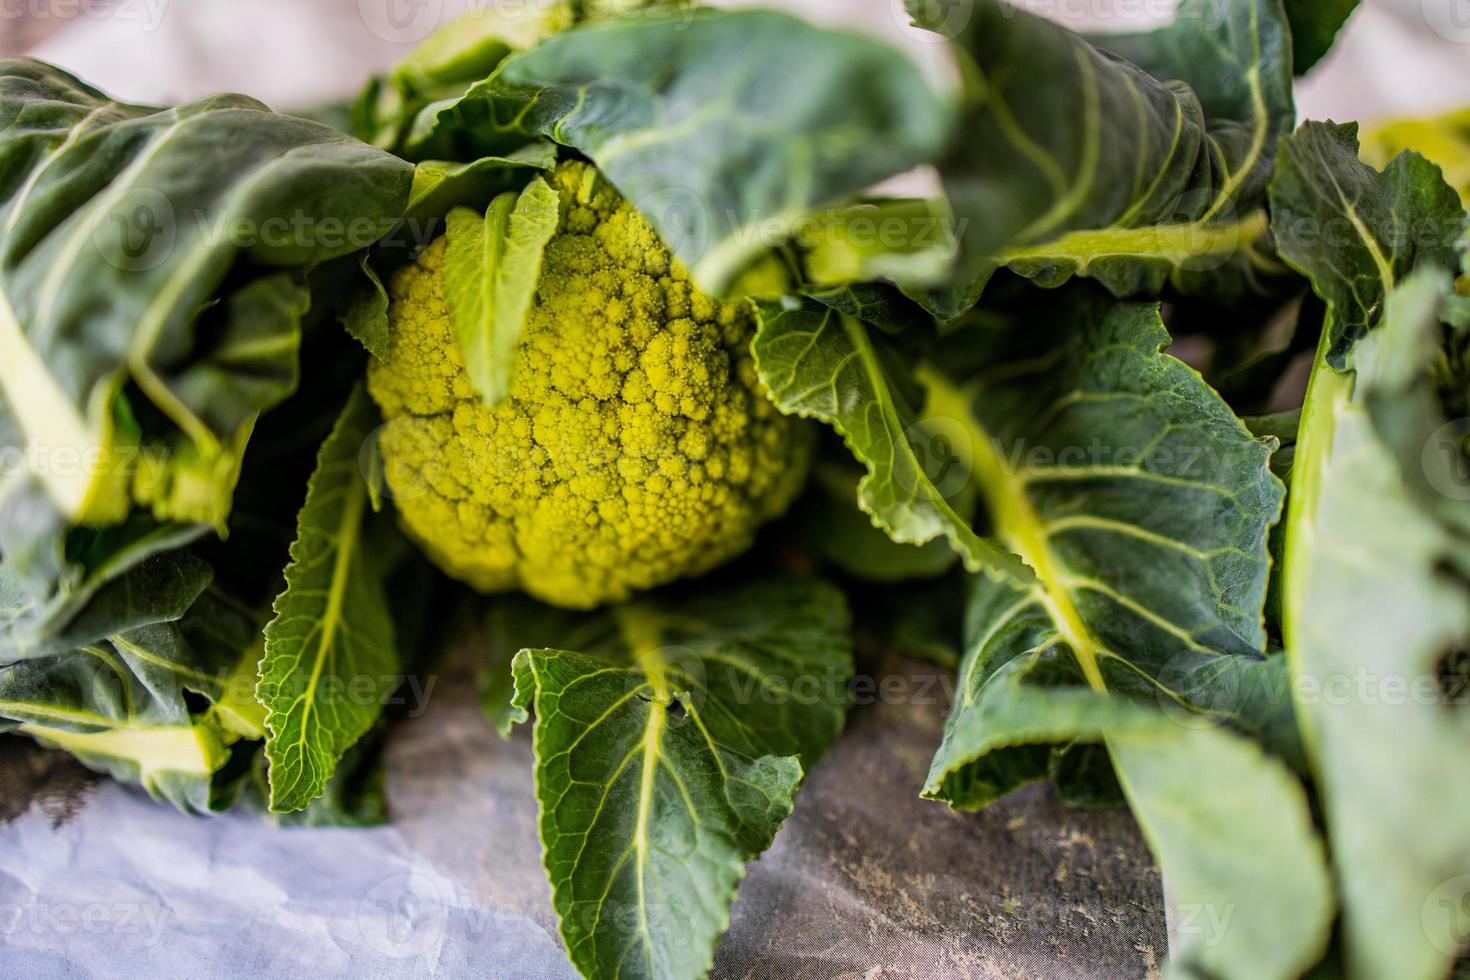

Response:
(420, 8), (950, 295)
(907, 0), (1293, 318)
(765, 285), (1328, 975)
(917, 293), (1286, 784)
(256, 385), (402, 812)
(1108, 723), (1333, 978)
(1277, 119), (1470, 979)
(0, 518), (210, 661)
(0, 585), (262, 814)
(1269, 121), (1464, 367)
(507, 578), (852, 980)
(1282, 0), (1359, 74)
(751, 297), (1015, 578)
(0, 58), (411, 589)
(442, 175), (559, 405)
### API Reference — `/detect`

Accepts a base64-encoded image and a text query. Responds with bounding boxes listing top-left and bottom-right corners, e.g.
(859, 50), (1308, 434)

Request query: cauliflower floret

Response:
(368, 161), (812, 608)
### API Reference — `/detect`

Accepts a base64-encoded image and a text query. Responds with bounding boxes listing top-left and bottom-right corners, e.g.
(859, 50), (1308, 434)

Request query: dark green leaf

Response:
(920, 294), (1285, 792)
(257, 385), (401, 812)
(0, 59), (411, 534)
(250, 724), (389, 828)
(424, 9), (950, 294)
(908, 0), (1293, 318)
(0, 519), (211, 661)
(1282, 0), (1359, 74)
(341, 254), (391, 358)
(752, 297), (1012, 577)
(806, 280), (935, 338)
(1269, 121), (1464, 367)
(0, 585), (264, 815)
(1283, 267), (1470, 980)
(509, 578), (852, 980)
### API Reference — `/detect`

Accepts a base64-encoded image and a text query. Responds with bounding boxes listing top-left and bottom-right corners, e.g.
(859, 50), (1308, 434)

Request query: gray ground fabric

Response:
(0, 651), (1165, 978)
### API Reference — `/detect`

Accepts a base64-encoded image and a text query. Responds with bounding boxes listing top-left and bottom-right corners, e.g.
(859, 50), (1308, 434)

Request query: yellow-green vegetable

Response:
(368, 162), (812, 608)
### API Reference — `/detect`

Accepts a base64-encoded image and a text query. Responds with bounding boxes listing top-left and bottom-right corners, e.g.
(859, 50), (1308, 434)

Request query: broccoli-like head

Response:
(368, 161), (812, 608)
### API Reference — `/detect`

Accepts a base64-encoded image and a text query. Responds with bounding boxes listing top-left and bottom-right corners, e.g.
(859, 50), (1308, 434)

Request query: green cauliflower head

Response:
(368, 161), (812, 609)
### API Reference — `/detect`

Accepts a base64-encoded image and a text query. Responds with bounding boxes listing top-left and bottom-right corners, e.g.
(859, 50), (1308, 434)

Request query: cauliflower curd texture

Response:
(368, 161), (812, 608)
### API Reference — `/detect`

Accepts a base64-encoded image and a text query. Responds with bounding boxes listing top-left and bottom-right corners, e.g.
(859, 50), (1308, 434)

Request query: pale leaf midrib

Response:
(0, 283), (106, 518)
(270, 470), (367, 805)
(1281, 318), (1353, 765)
(1199, 6), (1268, 223)
(19, 720), (217, 776)
(1000, 211), (1268, 271)
(918, 365), (1107, 692)
(475, 197), (512, 387)
(613, 603), (670, 971)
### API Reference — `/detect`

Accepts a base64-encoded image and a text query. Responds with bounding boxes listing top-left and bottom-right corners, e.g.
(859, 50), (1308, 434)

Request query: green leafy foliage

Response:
(4, 5), (1461, 979)
(422, 8), (950, 294)
(794, 458), (958, 583)
(907, 0), (1293, 318)
(752, 297), (1010, 576)
(506, 578), (852, 980)
(758, 272), (1334, 975)
(911, 293), (1289, 789)
(0, 583), (262, 814)
(257, 385), (403, 812)
(1277, 119), (1470, 980)
(0, 520), (210, 660)
(0, 59), (410, 541)
(1269, 121), (1463, 365)
(1283, 0), (1360, 74)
